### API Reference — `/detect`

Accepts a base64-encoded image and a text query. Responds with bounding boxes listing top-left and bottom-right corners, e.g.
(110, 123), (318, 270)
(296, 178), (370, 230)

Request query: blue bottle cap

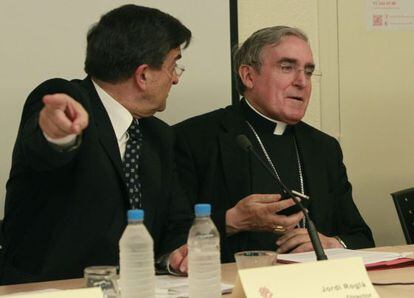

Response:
(194, 204), (211, 217)
(127, 209), (144, 221)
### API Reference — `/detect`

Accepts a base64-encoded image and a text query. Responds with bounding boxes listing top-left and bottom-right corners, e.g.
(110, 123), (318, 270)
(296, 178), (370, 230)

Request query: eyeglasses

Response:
(277, 61), (321, 79)
(174, 64), (185, 77)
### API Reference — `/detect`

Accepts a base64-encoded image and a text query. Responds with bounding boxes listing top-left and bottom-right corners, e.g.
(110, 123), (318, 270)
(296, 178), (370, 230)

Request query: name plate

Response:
(231, 257), (379, 298)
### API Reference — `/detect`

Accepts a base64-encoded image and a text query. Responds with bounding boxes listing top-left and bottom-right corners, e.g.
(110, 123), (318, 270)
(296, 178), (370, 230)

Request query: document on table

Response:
(278, 248), (414, 269)
(3, 276), (233, 298)
(156, 275), (233, 298)
(3, 287), (102, 297)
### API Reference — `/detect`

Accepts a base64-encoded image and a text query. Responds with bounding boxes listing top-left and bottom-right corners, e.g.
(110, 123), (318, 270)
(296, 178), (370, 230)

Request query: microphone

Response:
(236, 134), (328, 261)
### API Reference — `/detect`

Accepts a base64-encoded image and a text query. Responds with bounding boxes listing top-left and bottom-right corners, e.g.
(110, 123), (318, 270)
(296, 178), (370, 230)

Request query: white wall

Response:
(0, 0), (232, 217)
(337, 0), (412, 246)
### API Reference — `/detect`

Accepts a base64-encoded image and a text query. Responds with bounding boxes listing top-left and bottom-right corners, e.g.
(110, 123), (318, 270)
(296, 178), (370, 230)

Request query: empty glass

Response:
(84, 266), (119, 298)
(234, 251), (277, 270)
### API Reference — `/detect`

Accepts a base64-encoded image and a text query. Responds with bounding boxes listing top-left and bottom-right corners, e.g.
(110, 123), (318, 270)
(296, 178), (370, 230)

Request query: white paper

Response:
(4, 277), (233, 298)
(278, 248), (412, 264)
(3, 287), (102, 297)
(155, 275), (233, 298)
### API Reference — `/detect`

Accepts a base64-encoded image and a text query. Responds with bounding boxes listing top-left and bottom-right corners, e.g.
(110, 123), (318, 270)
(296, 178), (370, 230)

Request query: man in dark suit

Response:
(174, 26), (374, 262)
(1, 5), (193, 284)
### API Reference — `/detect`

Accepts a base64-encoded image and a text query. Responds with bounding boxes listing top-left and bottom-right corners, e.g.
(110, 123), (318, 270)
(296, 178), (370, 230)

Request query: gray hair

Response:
(233, 26), (308, 95)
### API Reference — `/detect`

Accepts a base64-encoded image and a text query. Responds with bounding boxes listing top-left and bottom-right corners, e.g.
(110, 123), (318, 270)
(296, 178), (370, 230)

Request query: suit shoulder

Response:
(141, 116), (173, 138)
(144, 116), (170, 130)
(174, 107), (227, 132)
(22, 78), (87, 119)
(26, 78), (87, 105)
(298, 121), (338, 144)
(30, 78), (80, 95)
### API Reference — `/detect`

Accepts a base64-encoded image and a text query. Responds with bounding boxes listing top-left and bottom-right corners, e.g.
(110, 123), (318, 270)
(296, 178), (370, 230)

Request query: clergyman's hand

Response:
(39, 93), (89, 139)
(276, 228), (343, 253)
(225, 194), (304, 235)
(168, 244), (188, 275)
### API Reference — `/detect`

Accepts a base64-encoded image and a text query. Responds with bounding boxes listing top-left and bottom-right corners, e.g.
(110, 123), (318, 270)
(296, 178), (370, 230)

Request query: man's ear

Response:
(239, 65), (255, 90)
(134, 64), (150, 90)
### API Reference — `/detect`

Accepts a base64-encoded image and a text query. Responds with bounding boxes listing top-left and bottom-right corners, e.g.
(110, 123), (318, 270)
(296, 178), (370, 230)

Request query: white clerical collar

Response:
(92, 80), (133, 142)
(244, 98), (287, 135)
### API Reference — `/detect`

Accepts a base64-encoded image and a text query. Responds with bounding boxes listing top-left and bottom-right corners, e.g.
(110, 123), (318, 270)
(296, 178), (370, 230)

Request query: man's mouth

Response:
(287, 96), (303, 101)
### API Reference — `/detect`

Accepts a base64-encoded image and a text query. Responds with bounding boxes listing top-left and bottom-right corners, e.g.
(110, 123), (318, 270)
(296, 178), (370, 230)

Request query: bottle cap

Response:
(194, 204), (211, 217)
(127, 209), (144, 221)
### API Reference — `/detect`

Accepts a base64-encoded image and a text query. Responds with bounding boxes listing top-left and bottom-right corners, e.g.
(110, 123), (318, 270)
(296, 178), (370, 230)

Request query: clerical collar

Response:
(242, 98), (287, 135)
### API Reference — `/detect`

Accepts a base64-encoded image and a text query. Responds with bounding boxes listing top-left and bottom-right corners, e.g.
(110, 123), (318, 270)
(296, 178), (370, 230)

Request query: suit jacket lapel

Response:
(293, 123), (330, 221)
(82, 79), (125, 182)
(218, 104), (251, 204)
(137, 118), (159, 231)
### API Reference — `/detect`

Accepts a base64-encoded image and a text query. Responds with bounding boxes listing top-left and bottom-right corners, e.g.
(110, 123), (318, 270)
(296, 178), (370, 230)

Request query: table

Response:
(362, 245), (414, 298)
(1, 245), (413, 297)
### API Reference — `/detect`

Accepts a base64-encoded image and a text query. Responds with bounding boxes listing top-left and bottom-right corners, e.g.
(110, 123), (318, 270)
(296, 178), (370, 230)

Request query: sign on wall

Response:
(366, 0), (414, 30)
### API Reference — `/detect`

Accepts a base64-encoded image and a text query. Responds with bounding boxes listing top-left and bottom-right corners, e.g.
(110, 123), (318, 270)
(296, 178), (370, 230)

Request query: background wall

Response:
(0, 0), (232, 217)
(337, 0), (413, 246)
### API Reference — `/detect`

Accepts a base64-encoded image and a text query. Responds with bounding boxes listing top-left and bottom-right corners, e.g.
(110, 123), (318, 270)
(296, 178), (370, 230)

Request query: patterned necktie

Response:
(123, 119), (143, 209)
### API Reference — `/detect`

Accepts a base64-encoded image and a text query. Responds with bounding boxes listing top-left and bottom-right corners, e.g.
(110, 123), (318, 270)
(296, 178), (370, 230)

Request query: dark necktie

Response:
(123, 119), (143, 209)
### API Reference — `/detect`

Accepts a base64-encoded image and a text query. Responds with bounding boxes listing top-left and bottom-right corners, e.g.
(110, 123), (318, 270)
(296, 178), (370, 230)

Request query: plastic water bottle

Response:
(119, 209), (155, 298)
(188, 203), (221, 298)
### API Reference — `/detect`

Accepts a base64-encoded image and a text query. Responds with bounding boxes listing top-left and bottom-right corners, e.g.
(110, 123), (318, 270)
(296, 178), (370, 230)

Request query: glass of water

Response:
(84, 266), (119, 298)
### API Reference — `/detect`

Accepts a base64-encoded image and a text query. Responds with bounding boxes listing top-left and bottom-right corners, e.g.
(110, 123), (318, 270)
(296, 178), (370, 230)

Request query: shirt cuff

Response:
(43, 132), (77, 146)
(155, 253), (170, 275)
(43, 132), (81, 152)
(334, 236), (348, 248)
(155, 253), (185, 276)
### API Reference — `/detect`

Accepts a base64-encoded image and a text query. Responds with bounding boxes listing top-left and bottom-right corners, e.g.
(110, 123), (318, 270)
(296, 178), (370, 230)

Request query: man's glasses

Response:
(174, 64), (185, 77)
(277, 61), (320, 79)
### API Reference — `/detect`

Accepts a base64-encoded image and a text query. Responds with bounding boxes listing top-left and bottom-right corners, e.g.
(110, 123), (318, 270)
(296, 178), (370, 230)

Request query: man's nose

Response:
(292, 69), (310, 88)
(172, 72), (179, 85)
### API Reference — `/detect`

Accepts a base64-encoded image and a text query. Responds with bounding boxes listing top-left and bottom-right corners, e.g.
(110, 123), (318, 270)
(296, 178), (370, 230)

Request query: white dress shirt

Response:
(93, 81), (133, 161)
